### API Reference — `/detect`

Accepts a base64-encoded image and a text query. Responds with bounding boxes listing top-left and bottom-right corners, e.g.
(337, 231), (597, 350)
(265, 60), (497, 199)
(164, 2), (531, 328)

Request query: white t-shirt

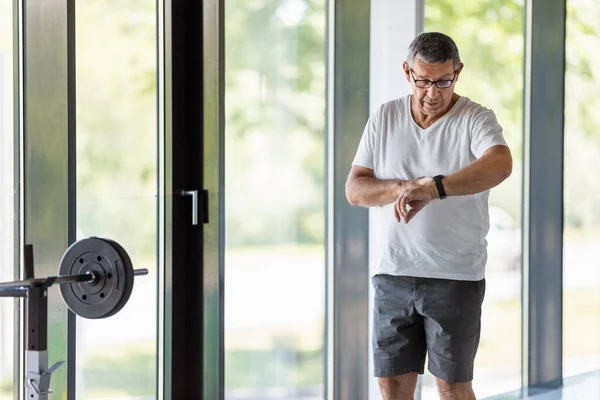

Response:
(352, 94), (508, 281)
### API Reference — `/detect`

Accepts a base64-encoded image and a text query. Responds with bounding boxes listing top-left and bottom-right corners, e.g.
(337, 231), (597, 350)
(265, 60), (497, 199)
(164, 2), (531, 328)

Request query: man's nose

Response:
(427, 84), (439, 98)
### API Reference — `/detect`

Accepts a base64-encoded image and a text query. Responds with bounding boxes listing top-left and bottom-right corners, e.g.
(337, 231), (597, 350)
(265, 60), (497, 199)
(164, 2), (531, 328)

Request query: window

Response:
(224, 0), (327, 398)
(563, 0), (600, 378)
(75, 1), (159, 397)
(0, 1), (16, 398)
(424, 1), (524, 397)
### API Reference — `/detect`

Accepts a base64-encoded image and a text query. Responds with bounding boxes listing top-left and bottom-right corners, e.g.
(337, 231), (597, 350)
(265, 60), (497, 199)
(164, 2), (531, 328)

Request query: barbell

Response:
(0, 237), (147, 319)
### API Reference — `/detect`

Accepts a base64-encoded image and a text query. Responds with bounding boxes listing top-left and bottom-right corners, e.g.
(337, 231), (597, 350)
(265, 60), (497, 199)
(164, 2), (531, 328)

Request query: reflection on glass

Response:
(224, 0), (327, 398)
(76, 1), (158, 398)
(564, 0), (600, 378)
(424, 1), (524, 398)
(0, 1), (15, 398)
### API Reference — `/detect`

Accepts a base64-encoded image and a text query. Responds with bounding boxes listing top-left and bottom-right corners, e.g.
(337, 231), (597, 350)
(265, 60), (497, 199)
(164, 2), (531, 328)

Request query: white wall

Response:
(370, 0), (424, 112)
(368, 1), (424, 398)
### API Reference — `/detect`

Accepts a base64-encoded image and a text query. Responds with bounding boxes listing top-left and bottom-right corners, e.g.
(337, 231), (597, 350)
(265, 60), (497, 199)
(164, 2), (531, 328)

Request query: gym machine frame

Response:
(0, 238), (148, 400)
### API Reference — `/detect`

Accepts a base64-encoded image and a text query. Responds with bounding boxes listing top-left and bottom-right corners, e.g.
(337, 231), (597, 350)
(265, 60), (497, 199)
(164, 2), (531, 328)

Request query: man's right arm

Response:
(345, 165), (404, 207)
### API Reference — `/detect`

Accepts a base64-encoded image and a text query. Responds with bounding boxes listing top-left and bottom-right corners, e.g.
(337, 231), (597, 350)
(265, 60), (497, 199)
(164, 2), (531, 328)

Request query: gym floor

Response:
(486, 370), (600, 400)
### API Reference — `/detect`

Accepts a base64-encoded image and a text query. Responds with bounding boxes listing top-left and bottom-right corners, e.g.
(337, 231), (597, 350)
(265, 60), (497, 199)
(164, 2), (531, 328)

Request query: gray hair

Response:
(407, 32), (461, 70)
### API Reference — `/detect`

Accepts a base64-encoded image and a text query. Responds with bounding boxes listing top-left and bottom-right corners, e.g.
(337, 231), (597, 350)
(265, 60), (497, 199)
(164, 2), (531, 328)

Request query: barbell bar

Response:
(0, 268), (148, 291)
(0, 237), (147, 319)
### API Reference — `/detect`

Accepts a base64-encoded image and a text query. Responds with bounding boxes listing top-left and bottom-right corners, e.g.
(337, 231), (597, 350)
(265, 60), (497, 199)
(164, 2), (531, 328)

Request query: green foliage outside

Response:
(225, 0), (327, 246)
(225, 347), (323, 389)
(79, 344), (156, 398)
(563, 0), (600, 230)
(426, 0), (600, 232)
(76, 0), (158, 255)
(425, 0), (525, 226)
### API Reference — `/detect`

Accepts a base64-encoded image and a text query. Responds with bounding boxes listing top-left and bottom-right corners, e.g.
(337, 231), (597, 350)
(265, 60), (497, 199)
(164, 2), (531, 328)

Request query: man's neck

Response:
(411, 93), (460, 129)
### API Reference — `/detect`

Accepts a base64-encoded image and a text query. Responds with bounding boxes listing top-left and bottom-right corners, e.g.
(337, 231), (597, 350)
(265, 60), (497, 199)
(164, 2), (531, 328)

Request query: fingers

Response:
(395, 198), (430, 224)
(394, 198), (401, 223)
(395, 196), (411, 223)
(400, 192), (411, 218)
(394, 192), (411, 223)
(394, 179), (435, 223)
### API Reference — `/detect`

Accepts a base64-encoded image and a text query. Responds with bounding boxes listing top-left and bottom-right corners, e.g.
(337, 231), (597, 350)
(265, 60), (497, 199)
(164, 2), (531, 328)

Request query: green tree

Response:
(425, 0), (525, 224)
(564, 0), (600, 229)
(225, 0), (327, 246)
(426, 0), (600, 229)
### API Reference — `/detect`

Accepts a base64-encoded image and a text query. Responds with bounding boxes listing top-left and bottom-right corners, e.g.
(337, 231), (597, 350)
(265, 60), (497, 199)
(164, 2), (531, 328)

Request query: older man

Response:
(346, 32), (512, 400)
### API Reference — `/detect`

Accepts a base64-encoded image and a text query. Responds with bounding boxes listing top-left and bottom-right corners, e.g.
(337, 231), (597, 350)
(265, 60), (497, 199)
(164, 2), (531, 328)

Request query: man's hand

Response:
(394, 177), (438, 223)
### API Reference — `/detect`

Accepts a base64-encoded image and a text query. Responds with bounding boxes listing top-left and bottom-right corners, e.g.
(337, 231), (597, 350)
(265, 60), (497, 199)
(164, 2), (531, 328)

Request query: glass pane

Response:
(224, 0), (327, 398)
(564, 0), (600, 378)
(75, 1), (158, 398)
(424, 1), (524, 397)
(0, 1), (15, 398)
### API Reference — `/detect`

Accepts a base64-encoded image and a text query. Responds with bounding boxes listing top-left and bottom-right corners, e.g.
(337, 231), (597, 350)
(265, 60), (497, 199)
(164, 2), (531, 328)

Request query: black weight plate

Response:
(97, 238), (134, 318)
(58, 237), (134, 319)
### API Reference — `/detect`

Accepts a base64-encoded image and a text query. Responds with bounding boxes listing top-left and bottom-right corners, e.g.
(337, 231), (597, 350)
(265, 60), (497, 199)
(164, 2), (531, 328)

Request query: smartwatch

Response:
(432, 175), (447, 199)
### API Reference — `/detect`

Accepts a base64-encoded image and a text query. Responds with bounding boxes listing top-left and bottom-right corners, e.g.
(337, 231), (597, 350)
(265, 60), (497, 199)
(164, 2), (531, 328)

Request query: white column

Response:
(368, 1), (424, 398)
(370, 0), (424, 111)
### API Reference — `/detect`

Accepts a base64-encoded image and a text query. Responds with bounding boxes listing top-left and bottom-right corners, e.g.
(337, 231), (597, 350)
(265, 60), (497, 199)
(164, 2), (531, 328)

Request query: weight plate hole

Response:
(100, 293), (105, 298)
(107, 273), (112, 279)
(82, 295), (87, 300)
(79, 258), (84, 264)
(97, 256), (102, 261)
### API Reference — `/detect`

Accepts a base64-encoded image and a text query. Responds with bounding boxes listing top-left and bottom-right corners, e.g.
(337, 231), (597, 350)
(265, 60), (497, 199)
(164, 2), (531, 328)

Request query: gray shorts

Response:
(372, 274), (486, 383)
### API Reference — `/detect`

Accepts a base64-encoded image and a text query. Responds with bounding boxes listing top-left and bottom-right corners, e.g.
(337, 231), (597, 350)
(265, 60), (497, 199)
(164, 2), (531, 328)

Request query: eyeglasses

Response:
(410, 69), (457, 89)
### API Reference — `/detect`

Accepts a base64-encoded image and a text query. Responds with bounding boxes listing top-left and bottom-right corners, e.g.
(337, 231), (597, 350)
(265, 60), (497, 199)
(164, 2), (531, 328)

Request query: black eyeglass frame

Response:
(409, 69), (458, 89)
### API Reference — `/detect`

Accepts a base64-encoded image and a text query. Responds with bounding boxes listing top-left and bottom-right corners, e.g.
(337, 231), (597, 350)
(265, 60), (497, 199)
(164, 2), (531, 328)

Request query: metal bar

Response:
(26, 287), (48, 352)
(25, 288), (50, 399)
(202, 0), (224, 398)
(23, 0), (70, 394)
(523, 0), (566, 391)
(161, 0), (174, 396)
(329, 0), (370, 399)
(25, 350), (51, 400)
(0, 288), (27, 297)
(66, 0), (77, 396)
(24, 244), (34, 279)
(13, 0), (23, 396)
(167, 0), (206, 397)
(0, 268), (149, 290)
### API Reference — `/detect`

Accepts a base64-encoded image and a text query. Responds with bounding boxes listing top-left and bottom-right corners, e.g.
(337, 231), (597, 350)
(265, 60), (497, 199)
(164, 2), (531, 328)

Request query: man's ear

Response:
(402, 61), (411, 82)
(454, 62), (465, 82)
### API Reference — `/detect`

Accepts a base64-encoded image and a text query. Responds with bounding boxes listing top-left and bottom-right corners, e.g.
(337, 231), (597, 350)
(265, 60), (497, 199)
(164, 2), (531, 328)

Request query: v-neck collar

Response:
(408, 95), (464, 132)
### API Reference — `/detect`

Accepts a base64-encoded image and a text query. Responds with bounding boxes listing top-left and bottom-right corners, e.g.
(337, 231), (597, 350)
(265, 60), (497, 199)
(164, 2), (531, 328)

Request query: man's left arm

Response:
(397, 145), (512, 222)
(436, 144), (512, 196)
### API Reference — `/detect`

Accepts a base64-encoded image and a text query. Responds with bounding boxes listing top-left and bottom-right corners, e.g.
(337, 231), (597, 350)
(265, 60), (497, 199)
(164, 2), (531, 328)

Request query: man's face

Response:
(403, 57), (463, 117)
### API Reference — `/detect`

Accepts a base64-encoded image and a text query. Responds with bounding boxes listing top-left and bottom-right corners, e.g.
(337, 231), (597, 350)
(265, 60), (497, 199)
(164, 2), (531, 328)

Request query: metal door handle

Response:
(181, 190), (198, 225)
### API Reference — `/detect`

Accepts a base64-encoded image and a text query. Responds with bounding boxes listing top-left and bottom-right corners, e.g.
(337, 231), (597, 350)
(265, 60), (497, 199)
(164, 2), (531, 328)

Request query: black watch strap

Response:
(432, 175), (447, 199)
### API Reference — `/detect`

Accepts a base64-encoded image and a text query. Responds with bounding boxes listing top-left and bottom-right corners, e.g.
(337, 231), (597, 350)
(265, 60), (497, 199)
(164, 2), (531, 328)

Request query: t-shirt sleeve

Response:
(352, 112), (377, 170)
(470, 109), (508, 158)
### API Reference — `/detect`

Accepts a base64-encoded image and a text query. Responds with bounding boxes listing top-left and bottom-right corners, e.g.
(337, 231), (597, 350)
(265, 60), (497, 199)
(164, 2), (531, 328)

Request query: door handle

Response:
(181, 190), (198, 225)
(181, 189), (209, 225)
